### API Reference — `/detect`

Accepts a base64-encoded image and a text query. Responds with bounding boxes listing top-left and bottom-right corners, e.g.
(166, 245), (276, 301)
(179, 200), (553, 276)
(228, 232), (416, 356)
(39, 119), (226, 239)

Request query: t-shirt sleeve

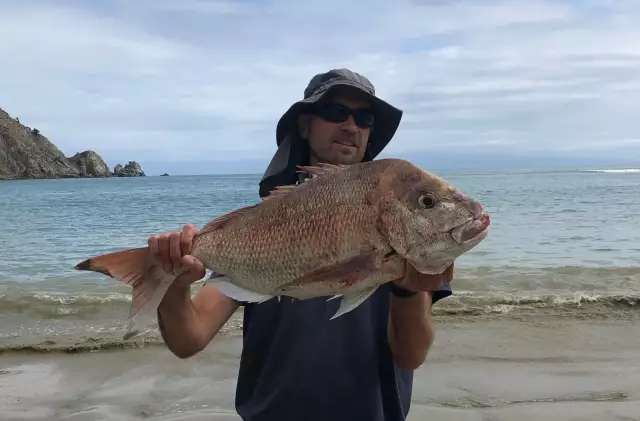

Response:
(431, 282), (452, 304)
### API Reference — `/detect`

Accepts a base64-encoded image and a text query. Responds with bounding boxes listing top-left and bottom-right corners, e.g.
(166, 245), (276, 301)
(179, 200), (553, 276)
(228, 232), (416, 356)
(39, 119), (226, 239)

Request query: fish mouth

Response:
(451, 213), (491, 244)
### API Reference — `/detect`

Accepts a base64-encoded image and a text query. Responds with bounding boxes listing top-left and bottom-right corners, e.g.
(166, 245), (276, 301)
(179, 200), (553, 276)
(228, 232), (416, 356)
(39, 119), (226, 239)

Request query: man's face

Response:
(298, 89), (374, 165)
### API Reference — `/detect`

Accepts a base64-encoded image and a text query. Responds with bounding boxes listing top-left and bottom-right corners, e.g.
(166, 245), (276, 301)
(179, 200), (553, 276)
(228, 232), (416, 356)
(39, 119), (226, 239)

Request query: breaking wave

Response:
(0, 290), (131, 317)
(579, 168), (640, 173)
(1, 289), (638, 354)
(2, 288), (639, 320)
(434, 291), (640, 318)
(2, 265), (638, 354)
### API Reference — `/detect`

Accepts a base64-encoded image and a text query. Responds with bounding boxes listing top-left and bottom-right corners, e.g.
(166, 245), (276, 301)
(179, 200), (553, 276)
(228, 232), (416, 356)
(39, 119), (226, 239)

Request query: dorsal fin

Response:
(261, 184), (299, 201)
(199, 204), (259, 235)
(296, 163), (348, 179)
(261, 163), (350, 202)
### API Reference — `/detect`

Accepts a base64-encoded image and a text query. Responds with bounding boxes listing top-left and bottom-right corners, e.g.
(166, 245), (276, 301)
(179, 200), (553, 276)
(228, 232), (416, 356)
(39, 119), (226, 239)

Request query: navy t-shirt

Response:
(231, 280), (452, 421)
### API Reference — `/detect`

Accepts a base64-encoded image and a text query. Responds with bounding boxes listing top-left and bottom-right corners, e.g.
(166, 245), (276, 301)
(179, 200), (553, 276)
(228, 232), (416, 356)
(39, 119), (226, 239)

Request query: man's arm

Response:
(388, 291), (434, 371)
(158, 282), (240, 358)
(148, 224), (241, 358)
(387, 264), (454, 371)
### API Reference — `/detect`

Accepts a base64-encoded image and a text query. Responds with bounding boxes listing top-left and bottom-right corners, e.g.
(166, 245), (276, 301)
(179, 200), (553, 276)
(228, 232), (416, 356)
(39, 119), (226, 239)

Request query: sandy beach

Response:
(2, 317), (639, 421)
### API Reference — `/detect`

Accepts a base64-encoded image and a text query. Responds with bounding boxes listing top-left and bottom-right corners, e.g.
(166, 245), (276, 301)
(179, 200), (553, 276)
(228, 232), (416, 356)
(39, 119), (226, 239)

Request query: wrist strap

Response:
(389, 283), (417, 298)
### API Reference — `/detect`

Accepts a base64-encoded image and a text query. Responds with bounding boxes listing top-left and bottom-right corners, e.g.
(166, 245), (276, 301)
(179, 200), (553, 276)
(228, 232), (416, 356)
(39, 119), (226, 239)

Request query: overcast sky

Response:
(1, 0), (639, 174)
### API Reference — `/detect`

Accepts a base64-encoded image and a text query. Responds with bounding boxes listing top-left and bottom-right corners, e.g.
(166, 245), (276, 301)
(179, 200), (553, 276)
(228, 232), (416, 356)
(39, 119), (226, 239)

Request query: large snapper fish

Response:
(75, 158), (490, 338)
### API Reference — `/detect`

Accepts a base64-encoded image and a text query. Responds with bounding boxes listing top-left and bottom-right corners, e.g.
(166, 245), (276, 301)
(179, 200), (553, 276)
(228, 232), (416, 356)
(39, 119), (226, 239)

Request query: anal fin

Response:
(208, 274), (273, 303)
(330, 287), (379, 320)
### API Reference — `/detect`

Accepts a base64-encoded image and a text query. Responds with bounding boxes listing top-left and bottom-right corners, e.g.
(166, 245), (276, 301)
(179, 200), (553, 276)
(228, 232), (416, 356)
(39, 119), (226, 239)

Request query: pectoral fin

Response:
(281, 249), (382, 290)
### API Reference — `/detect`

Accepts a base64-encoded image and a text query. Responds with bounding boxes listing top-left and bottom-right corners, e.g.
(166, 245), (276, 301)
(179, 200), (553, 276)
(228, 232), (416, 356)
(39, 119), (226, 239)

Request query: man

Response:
(149, 69), (454, 421)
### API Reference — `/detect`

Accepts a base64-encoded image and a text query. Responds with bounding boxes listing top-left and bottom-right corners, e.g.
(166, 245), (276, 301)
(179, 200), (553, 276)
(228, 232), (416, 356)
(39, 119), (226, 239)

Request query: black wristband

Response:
(389, 283), (418, 298)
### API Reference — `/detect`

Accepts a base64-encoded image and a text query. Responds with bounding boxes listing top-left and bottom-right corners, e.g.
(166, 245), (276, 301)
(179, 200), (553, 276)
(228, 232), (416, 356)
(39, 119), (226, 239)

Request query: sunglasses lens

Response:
(317, 105), (348, 122)
(316, 104), (374, 128)
(354, 110), (374, 128)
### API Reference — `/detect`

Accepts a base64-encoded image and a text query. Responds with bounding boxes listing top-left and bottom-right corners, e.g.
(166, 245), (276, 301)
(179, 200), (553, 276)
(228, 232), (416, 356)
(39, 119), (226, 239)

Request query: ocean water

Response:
(1, 168), (639, 353)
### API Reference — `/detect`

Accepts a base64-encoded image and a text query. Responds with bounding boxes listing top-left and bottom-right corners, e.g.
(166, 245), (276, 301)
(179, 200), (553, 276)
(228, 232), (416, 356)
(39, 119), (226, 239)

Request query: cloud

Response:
(1, 0), (639, 173)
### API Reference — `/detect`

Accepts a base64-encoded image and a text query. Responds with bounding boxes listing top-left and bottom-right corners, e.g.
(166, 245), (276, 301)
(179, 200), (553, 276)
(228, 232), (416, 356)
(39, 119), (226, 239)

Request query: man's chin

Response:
(333, 155), (361, 165)
(332, 149), (363, 165)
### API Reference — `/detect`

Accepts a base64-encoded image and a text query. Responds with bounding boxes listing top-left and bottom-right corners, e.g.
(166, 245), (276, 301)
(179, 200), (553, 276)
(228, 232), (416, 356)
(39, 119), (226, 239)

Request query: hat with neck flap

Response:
(258, 68), (403, 198)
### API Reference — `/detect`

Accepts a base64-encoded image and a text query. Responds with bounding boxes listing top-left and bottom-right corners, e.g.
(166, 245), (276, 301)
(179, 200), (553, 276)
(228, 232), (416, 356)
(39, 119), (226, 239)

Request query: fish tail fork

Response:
(75, 247), (177, 339)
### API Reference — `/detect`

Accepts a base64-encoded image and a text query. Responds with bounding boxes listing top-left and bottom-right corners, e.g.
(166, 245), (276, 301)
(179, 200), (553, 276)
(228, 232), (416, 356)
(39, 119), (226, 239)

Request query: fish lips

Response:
(450, 213), (491, 244)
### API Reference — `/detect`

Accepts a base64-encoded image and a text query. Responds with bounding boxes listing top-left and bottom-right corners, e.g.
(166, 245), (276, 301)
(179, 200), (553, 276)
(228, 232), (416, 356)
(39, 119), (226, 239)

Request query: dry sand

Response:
(2, 318), (639, 421)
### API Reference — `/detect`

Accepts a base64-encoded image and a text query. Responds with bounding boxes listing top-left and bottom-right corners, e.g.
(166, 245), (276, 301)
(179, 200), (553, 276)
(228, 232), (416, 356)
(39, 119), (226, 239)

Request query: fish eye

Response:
(418, 192), (437, 209)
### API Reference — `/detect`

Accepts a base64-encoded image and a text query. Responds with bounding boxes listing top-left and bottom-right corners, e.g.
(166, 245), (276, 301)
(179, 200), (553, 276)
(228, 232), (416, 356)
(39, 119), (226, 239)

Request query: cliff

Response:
(0, 108), (142, 180)
(68, 151), (111, 178)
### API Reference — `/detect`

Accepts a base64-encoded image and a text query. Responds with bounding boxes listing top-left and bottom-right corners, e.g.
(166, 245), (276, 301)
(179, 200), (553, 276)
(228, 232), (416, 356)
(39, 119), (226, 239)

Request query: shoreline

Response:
(2, 283), (639, 356)
(2, 303), (639, 356)
(2, 318), (639, 421)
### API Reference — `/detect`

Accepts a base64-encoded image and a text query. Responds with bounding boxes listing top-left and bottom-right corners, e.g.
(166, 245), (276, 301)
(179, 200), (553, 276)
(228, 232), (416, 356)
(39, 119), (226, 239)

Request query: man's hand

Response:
(393, 261), (454, 293)
(148, 223), (206, 288)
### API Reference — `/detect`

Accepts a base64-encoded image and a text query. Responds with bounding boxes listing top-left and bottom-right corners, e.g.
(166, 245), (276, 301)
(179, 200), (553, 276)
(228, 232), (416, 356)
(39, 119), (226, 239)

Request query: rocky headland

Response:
(0, 108), (146, 180)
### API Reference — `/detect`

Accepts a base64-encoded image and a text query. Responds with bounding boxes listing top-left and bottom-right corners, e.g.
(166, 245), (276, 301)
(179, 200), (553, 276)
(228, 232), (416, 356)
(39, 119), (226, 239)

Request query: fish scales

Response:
(74, 158), (491, 338)
(193, 167), (385, 294)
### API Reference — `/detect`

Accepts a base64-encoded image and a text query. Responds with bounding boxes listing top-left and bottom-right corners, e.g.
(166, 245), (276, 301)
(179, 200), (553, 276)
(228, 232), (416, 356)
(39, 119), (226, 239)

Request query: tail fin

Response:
(75, 247), (177, 339)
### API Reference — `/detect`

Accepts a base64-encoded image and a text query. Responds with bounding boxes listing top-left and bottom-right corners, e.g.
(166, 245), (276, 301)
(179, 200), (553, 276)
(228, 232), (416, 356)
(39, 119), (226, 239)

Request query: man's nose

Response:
(341, 115), (358, 132)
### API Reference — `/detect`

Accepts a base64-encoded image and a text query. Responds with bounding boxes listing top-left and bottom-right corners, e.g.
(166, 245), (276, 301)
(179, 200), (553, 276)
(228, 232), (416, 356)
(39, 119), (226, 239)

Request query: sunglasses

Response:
(311, 103), (375, 129)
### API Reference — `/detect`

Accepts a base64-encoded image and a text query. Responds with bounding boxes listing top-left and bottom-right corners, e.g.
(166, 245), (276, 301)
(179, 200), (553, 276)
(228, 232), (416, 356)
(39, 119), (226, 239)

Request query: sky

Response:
(1, 0), (640, 175)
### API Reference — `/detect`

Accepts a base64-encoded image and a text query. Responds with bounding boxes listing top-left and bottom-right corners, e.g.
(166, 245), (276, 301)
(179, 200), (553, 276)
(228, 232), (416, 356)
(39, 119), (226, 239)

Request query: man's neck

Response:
(309, 152), (321, 166)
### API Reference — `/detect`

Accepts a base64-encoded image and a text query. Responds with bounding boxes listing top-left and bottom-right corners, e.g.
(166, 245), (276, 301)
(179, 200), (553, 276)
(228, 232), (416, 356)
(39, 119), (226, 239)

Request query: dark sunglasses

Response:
(311, 103), (375, 129)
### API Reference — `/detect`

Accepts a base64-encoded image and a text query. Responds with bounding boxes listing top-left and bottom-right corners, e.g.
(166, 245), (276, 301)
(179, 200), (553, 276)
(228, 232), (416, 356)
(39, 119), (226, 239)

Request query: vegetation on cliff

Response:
(0, 108), (147, 180)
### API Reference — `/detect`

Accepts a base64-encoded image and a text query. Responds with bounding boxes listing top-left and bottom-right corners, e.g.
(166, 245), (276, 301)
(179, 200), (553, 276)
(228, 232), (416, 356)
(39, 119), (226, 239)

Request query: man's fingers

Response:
(175, 255), (206, 286)
(169, 232), (183, 271)
(157, 232), (173, 272)
(148, 235), (159, 256)
(183, 255), (205, 274)
(397, 260), (456, 292)
(147, 224), (200, 275)
(180, 224), (198, 256)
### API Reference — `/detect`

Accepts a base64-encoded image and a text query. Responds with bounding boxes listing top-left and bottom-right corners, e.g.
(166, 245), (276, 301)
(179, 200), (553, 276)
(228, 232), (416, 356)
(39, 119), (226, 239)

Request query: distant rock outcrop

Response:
(0, 107), (145, 180)
(68, 151), (111, 178)
(113, 161), (146, 177)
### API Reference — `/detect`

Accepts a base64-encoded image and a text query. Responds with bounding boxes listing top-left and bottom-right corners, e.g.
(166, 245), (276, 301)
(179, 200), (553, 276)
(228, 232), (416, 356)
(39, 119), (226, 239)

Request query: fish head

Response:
(376, 160), (490, 275)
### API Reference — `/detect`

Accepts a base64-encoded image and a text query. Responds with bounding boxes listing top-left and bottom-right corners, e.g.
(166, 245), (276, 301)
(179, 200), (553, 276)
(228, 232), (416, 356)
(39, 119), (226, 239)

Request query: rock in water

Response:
(68, 151), (111, 178)
(113, 161), (146, 177)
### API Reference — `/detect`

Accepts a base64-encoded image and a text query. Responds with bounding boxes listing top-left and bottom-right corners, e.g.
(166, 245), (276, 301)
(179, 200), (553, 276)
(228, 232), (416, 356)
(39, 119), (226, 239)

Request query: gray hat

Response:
(259, 68), (403, 197)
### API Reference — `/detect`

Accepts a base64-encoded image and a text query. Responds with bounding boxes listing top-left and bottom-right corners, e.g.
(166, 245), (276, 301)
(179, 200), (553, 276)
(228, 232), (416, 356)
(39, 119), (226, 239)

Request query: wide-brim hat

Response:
(275, 68), (403, 159)
(259, 68), (403, 198)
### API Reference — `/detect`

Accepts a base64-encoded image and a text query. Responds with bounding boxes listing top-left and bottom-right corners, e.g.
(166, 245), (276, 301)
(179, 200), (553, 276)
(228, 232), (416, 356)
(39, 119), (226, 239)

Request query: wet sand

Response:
(2, 318), (639, 421)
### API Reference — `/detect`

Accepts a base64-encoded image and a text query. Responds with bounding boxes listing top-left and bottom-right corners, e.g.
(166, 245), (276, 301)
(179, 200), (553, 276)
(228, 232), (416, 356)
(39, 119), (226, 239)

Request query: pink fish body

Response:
(75, 158), (490, 338)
